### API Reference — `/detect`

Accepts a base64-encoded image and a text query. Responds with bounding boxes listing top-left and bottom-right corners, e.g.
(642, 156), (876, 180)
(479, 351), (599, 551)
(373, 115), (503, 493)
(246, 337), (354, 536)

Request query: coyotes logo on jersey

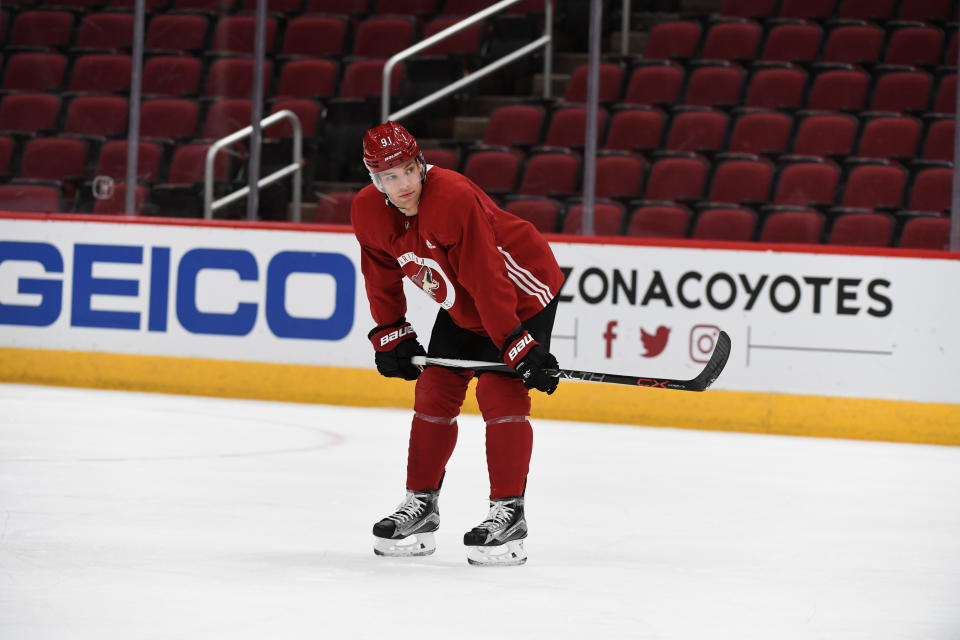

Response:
(411, 264), (439, 296)
(397, 251), (456, 309)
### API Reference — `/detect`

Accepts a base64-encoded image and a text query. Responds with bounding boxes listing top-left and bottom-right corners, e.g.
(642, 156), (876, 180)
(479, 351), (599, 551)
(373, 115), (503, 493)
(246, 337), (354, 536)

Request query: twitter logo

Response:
(640, 326), (670, 358)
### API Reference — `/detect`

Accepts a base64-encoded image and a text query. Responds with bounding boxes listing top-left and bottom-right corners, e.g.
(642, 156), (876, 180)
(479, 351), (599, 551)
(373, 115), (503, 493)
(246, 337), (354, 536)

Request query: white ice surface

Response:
(1, 383), (959, 640)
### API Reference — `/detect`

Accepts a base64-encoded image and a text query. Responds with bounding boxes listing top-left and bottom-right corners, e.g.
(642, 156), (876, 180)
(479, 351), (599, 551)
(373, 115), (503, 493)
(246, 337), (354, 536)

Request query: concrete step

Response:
(532, 72), (569, 98)
(681, 0), (722, 12)
(451, 116), (488, 141)
(554, 52), (590, 74)
(466, 94), (529, 117)
(605, 30), (648, 56)
(632, 11), (682, 30)
(289, 202), (316, 223)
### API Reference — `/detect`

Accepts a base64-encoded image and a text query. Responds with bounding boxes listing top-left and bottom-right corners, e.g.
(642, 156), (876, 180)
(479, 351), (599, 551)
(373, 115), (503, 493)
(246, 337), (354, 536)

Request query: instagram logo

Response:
(689, 324), (721, 363)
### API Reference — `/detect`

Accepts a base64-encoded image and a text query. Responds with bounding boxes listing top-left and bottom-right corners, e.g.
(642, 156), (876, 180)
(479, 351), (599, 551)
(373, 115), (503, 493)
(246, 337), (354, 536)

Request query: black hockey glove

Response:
(368, 320), (426, 381)
(501, 326), (559, 395)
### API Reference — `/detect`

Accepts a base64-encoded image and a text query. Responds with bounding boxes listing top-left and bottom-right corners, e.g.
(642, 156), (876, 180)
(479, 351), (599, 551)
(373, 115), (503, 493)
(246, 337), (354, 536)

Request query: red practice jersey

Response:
(351, 166), (564, 348)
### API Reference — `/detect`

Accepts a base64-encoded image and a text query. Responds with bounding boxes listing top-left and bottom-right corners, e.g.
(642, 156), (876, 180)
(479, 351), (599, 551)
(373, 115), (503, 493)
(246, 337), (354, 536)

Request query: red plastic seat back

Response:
(841, 164), (907, 209)
(828, 212), (895, 246)
(759, 210), (824, 243)
(504, 197), (561, 233)
(563, 202), (625, 235)
(692, 208), (757, 241)
(898, 216), (950, 249)
(626, 205), (690, 238)
(63, 96), (128, 136)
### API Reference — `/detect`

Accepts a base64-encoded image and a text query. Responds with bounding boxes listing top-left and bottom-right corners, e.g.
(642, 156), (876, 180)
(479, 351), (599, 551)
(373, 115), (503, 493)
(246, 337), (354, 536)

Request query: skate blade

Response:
(373, 532), (436, 557)
(466, 539), (527, 566)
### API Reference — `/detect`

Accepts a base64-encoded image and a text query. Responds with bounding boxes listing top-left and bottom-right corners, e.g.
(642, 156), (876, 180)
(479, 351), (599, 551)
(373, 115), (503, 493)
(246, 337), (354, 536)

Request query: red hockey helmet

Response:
(362, 121), (422, 174)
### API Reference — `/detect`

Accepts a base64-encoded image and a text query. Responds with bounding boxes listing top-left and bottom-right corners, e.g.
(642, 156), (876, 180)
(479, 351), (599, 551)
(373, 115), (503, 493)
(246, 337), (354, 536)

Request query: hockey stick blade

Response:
(409, 331), (731, 392)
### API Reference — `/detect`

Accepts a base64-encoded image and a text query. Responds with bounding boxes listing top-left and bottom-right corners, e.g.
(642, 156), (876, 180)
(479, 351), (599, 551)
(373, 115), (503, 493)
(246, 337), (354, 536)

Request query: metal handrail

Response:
(381, 0), (553, 123)
(204, 109), (303, 221)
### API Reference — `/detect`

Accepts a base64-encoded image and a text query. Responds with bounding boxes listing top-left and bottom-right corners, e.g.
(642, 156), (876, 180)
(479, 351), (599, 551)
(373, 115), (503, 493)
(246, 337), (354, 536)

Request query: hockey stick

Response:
(411, 331), (731, 392)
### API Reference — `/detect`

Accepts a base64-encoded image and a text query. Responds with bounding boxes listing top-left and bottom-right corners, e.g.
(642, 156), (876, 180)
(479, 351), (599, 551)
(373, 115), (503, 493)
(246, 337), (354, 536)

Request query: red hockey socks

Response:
(406, 366), (471, 492)
(476, 373), (533, 499)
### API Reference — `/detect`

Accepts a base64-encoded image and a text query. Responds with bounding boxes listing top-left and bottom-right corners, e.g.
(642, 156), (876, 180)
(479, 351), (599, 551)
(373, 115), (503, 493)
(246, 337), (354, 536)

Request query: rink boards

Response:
(1, 212), (958, 445)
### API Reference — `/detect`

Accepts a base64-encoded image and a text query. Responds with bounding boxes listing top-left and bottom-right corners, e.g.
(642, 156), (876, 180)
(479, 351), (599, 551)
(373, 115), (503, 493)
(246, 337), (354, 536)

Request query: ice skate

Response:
(372, 489), (440, 557)
(463, 495), (528, 566)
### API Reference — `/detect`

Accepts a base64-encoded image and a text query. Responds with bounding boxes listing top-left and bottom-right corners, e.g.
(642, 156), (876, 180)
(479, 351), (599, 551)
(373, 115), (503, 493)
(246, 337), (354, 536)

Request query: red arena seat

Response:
(682, 63), (746, 108)
(145, 14), (209, 54)
(840, 163), (907, 210)
(691, 208), (757, 241)
(700, 20), (763, 61)
(625, 204), (690, 238)
(665, 108), (729, 153)
(483, 105), (545, 151)
(807, 68), (869, 112)
(828, 212), (895, 246)
(463, 148), (522, 193)
(594, 153), (645, 200)
(821, 24), (885, 65)
(644, 22), (702, 60)
(562, 201), (626, 236)
(142, 56), (203, 97)
(728, 110), (793, 156)
(792, 112), (858, 158)
(503, 196), (562, 233)
(772, 160), (840, 206)
(314, 191), (356, 225)
(623, 62), (685, 106)
(0, 184), (61, 212)
(281, 16), (349, 58)
(897, 216), (950, 249)
(908, 166), (952, 213)
(760, 21), (823, 63)
(517, 151), (580, 197)
(706, 156), (774, 205)
(836, 0), (896, 20)
(643, 153), (710, 202)
(870, 71), (933, 114)
(759, 210), (825, 243)
(0, 93), (60, 134)
(603, 107), (666, 153)
(2, 53), (67, 92)
(564, 64), (624, 103)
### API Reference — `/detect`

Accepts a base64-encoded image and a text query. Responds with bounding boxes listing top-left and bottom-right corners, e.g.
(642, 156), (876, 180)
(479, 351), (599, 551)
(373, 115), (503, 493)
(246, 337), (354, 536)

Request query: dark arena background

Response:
(1, 1), (959, 638)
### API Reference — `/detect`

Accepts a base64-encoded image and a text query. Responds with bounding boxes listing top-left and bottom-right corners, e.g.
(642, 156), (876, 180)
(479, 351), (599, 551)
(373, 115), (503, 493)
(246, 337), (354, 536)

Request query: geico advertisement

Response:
(546, 242), (960, 404)
(0, 219), (374, 367)
(2, 217), (958, 404)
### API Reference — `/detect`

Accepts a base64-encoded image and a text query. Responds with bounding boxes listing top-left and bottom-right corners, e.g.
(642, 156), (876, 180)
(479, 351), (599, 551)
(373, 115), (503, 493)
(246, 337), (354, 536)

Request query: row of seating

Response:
(717, 0), (955, 23)
(645, 17), (958, 67)
(1, 126), (948, 219)
(7, 53), (955, 123)
(569, 61), (957, 114)
(312, 188), (950, 249)
(0, 10), (490, 60)
(472, 103), (956, 163)
(423, 147), (951, 214)
(0, 0), (550, 18)
(0, 53), (370, 100)
(0, 93), (319, 141)
(6, 93), (952, 214)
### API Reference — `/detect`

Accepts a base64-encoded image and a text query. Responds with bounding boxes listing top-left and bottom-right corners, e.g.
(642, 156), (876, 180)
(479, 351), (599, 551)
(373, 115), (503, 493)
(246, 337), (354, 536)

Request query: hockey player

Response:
(351, 121), (564, 566)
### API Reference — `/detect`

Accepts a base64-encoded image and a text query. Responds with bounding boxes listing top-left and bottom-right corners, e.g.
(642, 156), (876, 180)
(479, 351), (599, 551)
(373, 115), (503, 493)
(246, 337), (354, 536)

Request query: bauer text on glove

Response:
(501, 327), (559, 394)
(368, 320), (426, 380)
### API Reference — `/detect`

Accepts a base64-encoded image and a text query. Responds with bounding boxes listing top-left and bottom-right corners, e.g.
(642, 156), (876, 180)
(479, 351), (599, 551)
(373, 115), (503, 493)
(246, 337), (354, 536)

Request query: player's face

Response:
(378, 160), (422, 216)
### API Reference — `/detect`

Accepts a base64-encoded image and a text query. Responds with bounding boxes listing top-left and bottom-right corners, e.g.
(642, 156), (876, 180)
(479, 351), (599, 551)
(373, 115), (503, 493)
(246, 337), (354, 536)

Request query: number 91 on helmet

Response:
(362, 121), (427, 190)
